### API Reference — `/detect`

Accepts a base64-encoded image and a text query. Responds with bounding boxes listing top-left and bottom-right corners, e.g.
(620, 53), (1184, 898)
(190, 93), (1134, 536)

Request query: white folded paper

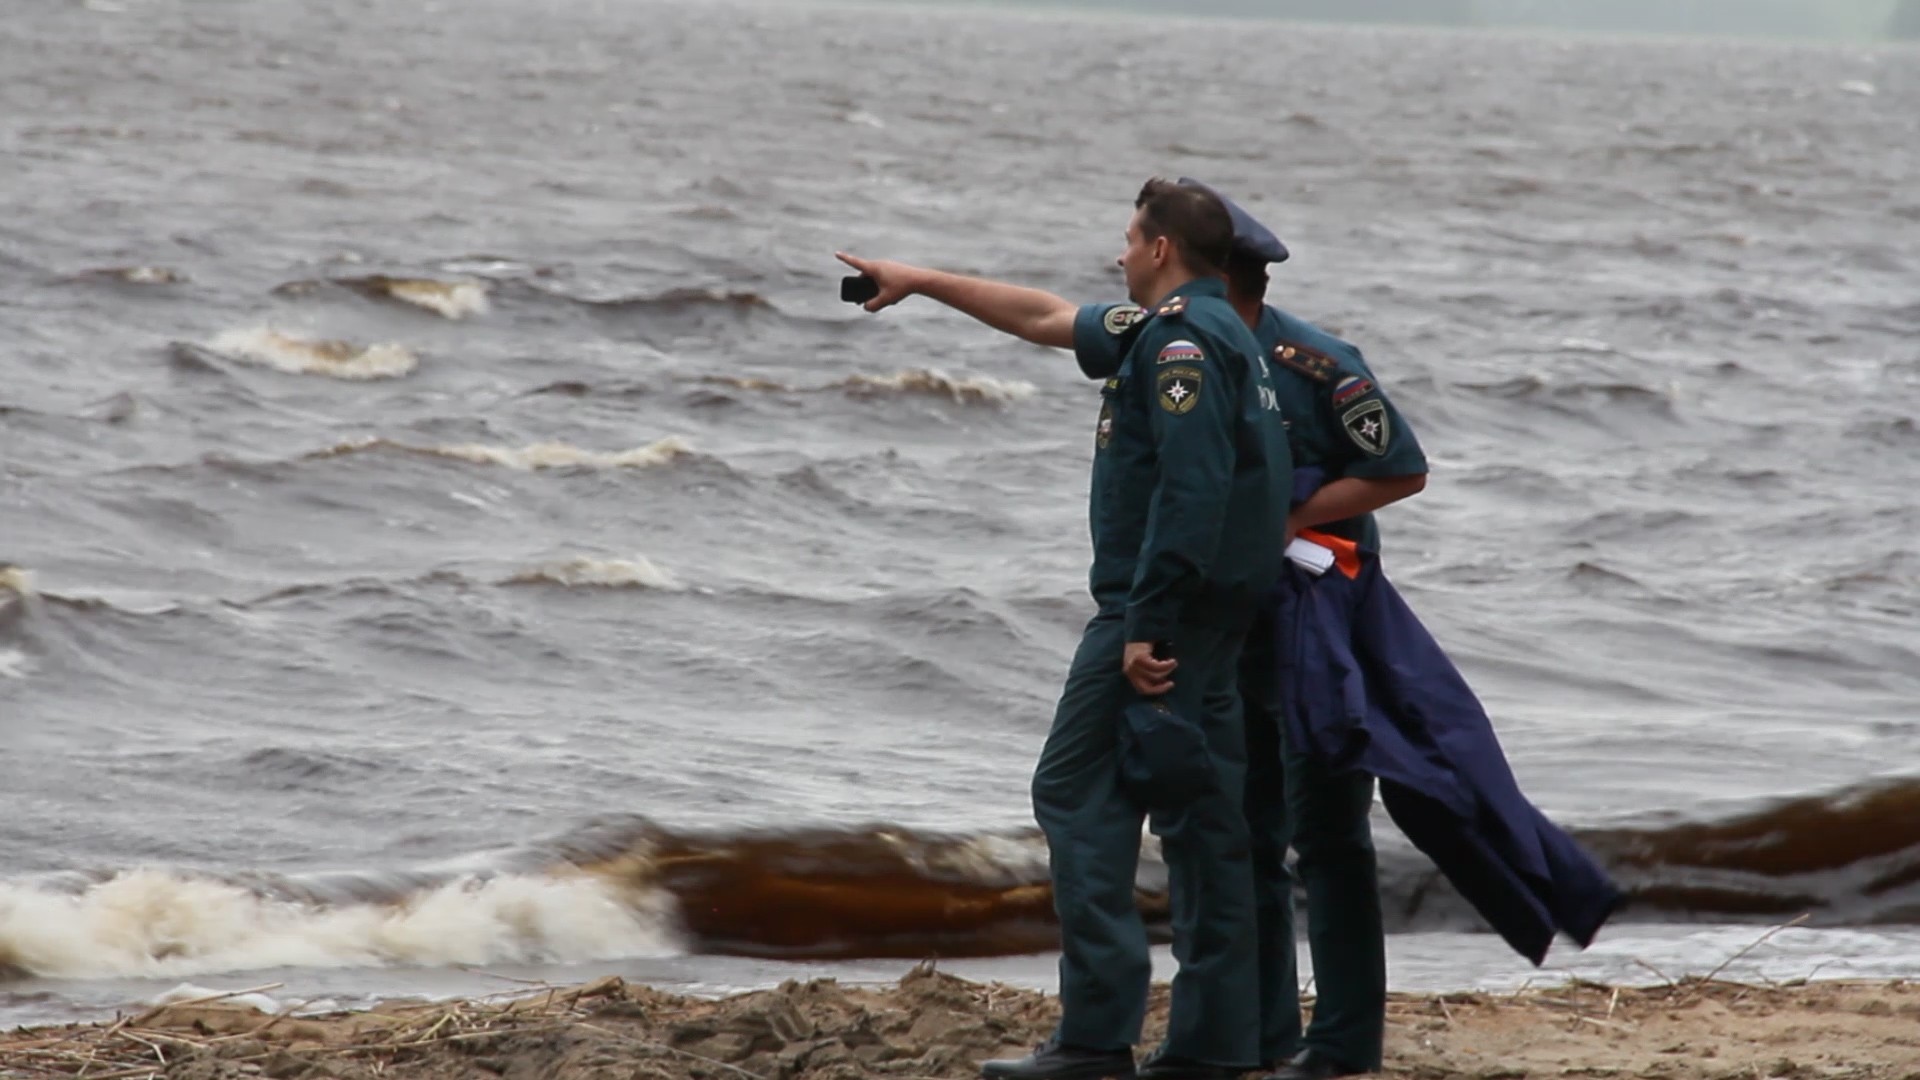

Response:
(1285, 536), (1337, 576)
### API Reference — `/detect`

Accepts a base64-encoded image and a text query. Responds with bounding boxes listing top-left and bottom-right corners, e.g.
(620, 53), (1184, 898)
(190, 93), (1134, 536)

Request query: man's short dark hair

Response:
(1135, 177), (1234, 276)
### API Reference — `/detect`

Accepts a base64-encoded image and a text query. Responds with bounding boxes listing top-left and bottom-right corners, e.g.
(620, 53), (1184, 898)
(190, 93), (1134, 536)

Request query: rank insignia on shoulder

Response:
(1331, 375), (1374, 408)
(1157, 365), (1204, 415)
(1156, 339), (1205, 365)
(1155, 296), (1188, 317)
(1274, 342), (1337, 383)
(1341, 399), (1390, 456)
(1103, 305), (1148, 336)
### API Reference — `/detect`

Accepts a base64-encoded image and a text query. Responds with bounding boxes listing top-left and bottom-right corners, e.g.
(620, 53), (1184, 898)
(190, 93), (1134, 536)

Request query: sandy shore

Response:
(2, 966), (1917, 1080)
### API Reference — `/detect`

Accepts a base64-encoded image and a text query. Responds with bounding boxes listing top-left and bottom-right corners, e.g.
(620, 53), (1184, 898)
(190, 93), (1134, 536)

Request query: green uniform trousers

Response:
(1243, 614), (1387, 1070)
(1033, 610), (1260, 1067)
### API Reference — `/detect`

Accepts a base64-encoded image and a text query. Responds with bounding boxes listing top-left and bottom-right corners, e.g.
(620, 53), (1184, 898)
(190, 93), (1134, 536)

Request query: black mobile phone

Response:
(1151, 640), (1176, 662)
(840, 274), (879, 304)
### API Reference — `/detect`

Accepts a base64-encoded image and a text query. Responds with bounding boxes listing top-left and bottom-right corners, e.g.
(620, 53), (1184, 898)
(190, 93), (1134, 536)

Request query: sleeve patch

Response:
(1274, 343), (1337, 383)
(1103, 305), (1148, 335)
(1331, 376), (1375, 407)
(1156, 339), (1206, 365)
(1157, 365), (1204, 415)
(1341, 399), (1391, 456)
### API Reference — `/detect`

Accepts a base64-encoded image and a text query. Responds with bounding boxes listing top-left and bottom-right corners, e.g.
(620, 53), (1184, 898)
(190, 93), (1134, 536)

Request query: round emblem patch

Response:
(1103, 305), (1147, 336)
(1158, 365), (1204, 415)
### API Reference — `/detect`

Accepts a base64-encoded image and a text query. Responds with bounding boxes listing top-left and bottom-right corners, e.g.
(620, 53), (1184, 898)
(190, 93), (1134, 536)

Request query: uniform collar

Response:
(1151, 277), (1226, 309)
(1256, 304), (1286, 341)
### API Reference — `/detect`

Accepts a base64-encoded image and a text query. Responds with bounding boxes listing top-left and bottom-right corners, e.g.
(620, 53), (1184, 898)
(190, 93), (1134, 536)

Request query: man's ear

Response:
(1152, 235), (1171, 265)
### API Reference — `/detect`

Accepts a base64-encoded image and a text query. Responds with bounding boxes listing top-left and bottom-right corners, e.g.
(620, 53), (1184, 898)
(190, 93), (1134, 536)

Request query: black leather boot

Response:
(1135, 1047), (1250, 1080)
(980, 1042), (1138, 1080)
(1260, 1048), (1369, 1080)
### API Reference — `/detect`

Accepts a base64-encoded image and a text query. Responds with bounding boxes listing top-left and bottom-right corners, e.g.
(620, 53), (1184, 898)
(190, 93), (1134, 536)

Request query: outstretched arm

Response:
(836, 252), (1076, 349)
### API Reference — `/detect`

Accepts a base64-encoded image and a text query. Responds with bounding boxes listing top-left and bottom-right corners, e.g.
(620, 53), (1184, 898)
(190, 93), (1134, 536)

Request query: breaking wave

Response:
(561, 286), (773, 314)
(1578, 777), (1920, 924)
(0, 870), (677, 982)
(504, 556), (681, 590)
(276, 275), (492, 319)
(9, 778), (1917, 980)
(0, 566), (34, 598)
(67, 266), (188, 286)
(838, 370), (1035, 404)
(206, 328), (419, 380)
(311, 436), (693, 471)
(700, 369), (1035, 406)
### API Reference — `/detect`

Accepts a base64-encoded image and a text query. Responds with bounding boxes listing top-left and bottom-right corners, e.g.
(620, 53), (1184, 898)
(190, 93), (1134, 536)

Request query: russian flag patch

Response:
(1157, 339), (1205, 365)
(1332, 376), (1374, 407)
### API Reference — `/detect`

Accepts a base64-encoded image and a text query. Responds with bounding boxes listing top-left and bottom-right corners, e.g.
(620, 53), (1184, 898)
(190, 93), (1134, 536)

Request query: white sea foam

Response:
(0, 870), (680, 980)
(77, 265), (187, 285)
(0, 566), (34, 596)
(146, 983), (285, 1013)
(699, 370), (1034, 405)
(505, 556), (680, 590)
(0, 649), (32, 680)
(1556, 337), (1617, 355)
(313, 436), (692, 471)
(836, 370), (1036, 404)
(927, 833), (1053, 885)
(428, 437), (692, 471)
(345, 276), (492, 319)
(701, 375), (793, 392)
(211, 328), (418, 380)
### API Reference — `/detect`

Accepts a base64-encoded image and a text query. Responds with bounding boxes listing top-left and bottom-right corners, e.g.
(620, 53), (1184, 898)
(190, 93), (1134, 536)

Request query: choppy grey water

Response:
(2, 0), (1918, 1027)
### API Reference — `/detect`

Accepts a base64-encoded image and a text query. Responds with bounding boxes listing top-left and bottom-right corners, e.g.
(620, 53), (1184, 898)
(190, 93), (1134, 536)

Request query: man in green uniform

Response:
(839, 178), (1291, 1080)
(843, 177), (1429, 1079)
(1218, 201), (1427, 1080)
(1064, 182), (1429, 1080)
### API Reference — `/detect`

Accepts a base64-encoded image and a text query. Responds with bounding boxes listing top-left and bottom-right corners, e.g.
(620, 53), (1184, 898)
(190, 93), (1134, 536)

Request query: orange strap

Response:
(1299, 529), (1363, 580)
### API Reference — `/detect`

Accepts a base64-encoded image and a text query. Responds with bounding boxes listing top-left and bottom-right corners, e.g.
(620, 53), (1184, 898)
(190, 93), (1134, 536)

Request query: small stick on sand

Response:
(1633, 958), (1678, 989)
(1676, 914), (1812, 1005)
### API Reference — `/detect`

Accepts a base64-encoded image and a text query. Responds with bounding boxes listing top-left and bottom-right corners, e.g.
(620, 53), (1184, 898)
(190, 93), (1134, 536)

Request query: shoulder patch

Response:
(1157, 365), (1204, 415)
(1102, 305), (1147, 336)
(1155, 295), (1188, 317)
(1274, 342), (1338, 384)
(1341, 399), (1390, 456)
(1331, 375), (1375, 408)
(1156, 339), (1205, 366)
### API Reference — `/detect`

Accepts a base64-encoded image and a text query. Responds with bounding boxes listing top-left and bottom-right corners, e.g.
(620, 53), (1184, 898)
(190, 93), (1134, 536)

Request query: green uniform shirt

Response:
(1069, 278), (1292, 643)
(1255, 305), (1427, 551)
